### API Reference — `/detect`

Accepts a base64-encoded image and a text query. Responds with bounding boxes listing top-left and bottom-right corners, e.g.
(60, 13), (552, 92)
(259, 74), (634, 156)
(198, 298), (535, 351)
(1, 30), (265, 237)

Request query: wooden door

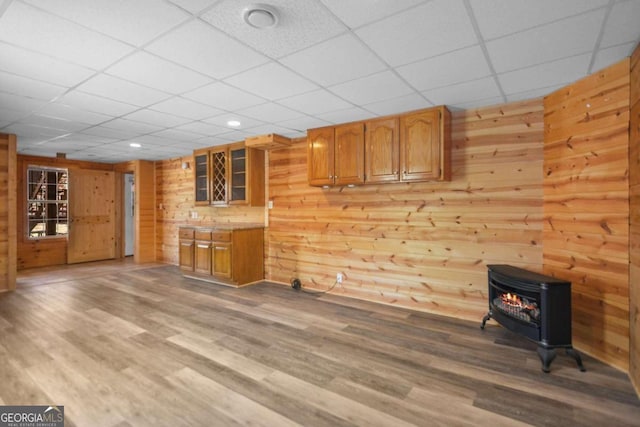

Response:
(194, 149), (209, 205)
(399, 109), (440, 182)
(210, 147), (228, 206)
(68, 169), (116, 264)
(228, 143), (247, 205)
(307, 126), (335, 187)
(334, 122), (365, 186)
(212, 242), (232, 279)
(365, 117), (399, 184)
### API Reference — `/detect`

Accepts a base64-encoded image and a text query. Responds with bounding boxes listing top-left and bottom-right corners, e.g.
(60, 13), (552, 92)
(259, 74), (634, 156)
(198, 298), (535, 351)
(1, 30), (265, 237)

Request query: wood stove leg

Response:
(537, 346), (556, 373)
(480, 312), (491, 329)
(566, 347), (586, 372)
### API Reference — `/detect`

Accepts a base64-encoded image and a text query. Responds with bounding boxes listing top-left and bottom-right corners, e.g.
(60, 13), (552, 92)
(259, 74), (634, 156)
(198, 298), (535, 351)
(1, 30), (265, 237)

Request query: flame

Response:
(501, 292), (523, 307)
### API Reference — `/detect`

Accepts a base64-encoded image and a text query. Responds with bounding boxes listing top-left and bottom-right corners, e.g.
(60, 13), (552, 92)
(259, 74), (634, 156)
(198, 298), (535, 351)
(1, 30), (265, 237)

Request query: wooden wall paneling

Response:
(0, 134), (17, 291)
(629, 43), (640, 396)
(265, 99), (544, 321)
(17, 155), (114, 270)
(155, 156), (265, 266)
(543, 58), (631, 371)
(135, 160), (156, 263)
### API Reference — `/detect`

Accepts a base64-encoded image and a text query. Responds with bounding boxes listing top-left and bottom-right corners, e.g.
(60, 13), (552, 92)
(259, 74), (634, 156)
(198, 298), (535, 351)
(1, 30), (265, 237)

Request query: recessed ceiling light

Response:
(227, 120), (241, 127)
(243, 4), (279, 29)
(130, 142), (141, 148)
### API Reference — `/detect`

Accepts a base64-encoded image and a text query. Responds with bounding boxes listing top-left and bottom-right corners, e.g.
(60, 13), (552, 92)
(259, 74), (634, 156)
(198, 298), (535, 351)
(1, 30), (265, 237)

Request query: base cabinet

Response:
(178, 226), (263, 287)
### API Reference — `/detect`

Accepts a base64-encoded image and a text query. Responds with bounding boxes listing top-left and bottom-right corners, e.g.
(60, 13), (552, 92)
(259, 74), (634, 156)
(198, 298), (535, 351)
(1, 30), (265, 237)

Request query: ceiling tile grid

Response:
(0, 0), (638, 162)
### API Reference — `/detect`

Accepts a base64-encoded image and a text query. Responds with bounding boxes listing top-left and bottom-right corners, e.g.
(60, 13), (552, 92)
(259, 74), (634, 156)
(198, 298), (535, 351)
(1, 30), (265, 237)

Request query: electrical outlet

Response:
(336, 273), (343, 284)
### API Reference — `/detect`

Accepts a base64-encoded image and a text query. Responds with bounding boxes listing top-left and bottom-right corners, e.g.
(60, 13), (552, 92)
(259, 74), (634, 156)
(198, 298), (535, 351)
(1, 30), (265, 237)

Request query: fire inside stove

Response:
(493, 292), (541, 323)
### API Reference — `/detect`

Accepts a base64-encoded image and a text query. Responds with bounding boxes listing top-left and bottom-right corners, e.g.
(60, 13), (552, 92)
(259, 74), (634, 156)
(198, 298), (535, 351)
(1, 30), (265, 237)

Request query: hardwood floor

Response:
(1, 261), (639, 426)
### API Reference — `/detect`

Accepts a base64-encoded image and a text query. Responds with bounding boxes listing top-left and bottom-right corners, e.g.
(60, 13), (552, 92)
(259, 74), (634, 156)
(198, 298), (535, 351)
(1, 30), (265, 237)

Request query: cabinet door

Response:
(229, 144), (247, 205)
(212, 242), (232, 279)
(210, 147), (228, 206)
(308, 126), (335, 187)
(334, 122), (365, 186)
(194, 151), (209, 205)
(399, 109), (440, 182)
(179, 240), (194, 271)
(194, 241), (211, 274)
(365, 117), (399, 184)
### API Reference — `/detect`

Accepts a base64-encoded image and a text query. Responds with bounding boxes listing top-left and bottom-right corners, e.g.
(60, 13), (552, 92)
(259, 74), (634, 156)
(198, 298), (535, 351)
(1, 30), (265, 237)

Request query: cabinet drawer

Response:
(212, 231), (231, 242)
(179, 228), (194, 239)
(194, 230), (213, 241)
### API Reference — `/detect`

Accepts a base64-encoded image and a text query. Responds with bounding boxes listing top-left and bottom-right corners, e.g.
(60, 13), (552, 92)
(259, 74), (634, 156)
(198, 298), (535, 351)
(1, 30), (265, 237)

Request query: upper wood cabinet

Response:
(365, 117), (399, 184)
(309, 106), (451, 187)
(193, 142), (265, 207)
(308, 123), (364, 187)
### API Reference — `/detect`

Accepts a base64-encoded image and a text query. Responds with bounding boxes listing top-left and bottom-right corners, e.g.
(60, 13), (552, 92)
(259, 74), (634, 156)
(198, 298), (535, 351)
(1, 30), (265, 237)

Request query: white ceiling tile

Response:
(182, 82), (265, 111)
(150, 128), (204, 142)
(3, 122), (70, 139)
(363, 93), (432, 116)
(201, 0), (346, 58)
(0, 42), (95, 87)
(36, 103), (113, 125)
(0, 2), (133, 69)
(146, 20), (269, 79)
(498, 54), (591, 95)
(278, 89), (352, 115)
(76, 74), (171, 107)
(106, 51), (213, 95)
(168, 0), (216, 15)
(601, 0), (640, 48)
(0, 107), (29, 123)
(317, 107), (376, 124)
(127, 134), (177, 147)
(100, 118), (164, 134)
(80, 126), (141, 140)
(224, 62), (318, 101)
(469, 0), (609, 40)
(356, 0), (478, 66)
(320, 0), (427, 29)
(23, 0), (190, 46)
(149, 97), (224, 120)
(192, 136), (240, 148)
(0, 92), (49, 113)
(421, 77), (502, 105)
(172, 121), (230, 136)
(486, 10), (606, 73)
(329, 71), (414, 105)
(0, 71), (67, 101)
(592, 42), (637, 73)
(57, 91), (138, 116)
(244, 124), (301, 138)
(396, 45), (491, 91)
(123, 109), (191, 128)
(276, 116), (331, 132)
(237, 103), (303, 123)
(280, 33), (387, 86)
(452, 95), (511, 110)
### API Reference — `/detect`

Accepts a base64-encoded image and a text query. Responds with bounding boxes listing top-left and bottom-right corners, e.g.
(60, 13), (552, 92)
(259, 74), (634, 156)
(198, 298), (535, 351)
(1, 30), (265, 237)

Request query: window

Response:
(27, 167), (68, 239)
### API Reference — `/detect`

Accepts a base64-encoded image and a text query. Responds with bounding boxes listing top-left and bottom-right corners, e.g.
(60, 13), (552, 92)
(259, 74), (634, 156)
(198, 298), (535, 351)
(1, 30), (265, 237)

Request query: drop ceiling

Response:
(0, 0), (638, 163)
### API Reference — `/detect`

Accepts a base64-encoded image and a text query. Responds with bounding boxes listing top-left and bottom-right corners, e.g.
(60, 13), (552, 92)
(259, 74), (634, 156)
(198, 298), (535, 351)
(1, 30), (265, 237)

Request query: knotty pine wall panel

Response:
(155, 156), (265, 265)
(0, 134), (16, 291)
(266, 99), (544, 321)
(543, 58), (630, 371)
(630, 44), (640, 394)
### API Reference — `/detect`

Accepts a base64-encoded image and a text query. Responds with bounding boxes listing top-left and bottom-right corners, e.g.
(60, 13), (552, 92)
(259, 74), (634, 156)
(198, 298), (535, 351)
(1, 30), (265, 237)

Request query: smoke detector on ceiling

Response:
(243, 4), (279, 29)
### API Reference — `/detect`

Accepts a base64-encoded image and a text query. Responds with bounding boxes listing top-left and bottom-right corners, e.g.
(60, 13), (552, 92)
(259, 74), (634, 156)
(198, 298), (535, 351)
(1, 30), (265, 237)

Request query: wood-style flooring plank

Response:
(0, 260), (637, 426)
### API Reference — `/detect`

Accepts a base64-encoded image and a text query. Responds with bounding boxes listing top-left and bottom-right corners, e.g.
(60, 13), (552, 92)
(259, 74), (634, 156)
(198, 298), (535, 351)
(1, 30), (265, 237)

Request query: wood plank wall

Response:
(630, 45), (640, 393)
(0, 134), (16, 291)
(16, 155), (113, 270)
(155, 156), (265, 265)
(543, 58), (631, 371)
(265, 99), (544, 321)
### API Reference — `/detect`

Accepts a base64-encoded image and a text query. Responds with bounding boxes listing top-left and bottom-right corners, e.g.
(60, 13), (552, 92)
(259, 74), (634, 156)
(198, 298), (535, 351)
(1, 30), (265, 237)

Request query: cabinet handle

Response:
(215, 246), (228, 251)
(197, 244), (210, 249)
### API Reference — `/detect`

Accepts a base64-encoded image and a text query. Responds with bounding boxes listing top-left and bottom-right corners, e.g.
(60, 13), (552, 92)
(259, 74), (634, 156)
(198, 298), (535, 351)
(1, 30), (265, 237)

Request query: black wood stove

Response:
(481, 265), (585, 373)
